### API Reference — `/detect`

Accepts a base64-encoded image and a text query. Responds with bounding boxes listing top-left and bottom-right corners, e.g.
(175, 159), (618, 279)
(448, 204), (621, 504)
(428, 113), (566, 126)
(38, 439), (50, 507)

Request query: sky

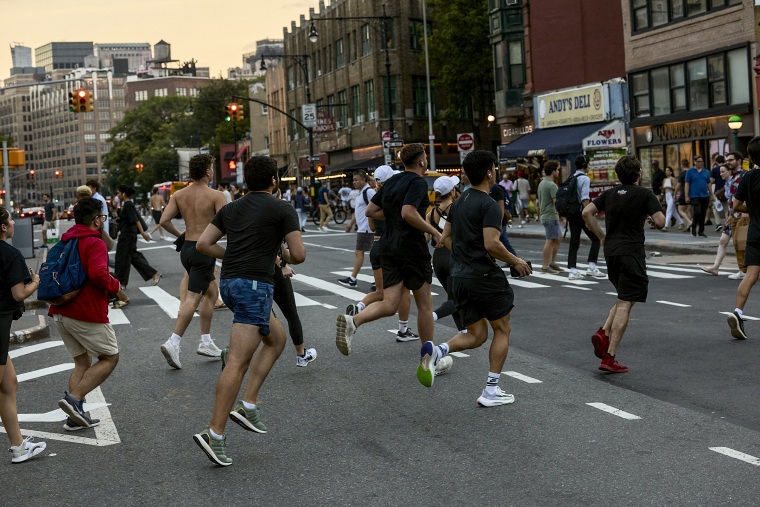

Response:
(1, 0), (321, 81)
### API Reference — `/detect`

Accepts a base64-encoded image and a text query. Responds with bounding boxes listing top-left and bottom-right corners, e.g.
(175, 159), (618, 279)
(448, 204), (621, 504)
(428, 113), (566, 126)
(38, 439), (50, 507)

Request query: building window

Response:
(632, 0), (648, 30)
(632, 72), (650, 117)
(335, 39), (345, 69)
(670, 63), (686, 111)
(382, 75), (398, 118)
(409, 20), (433, 51)
(412, 76), (435, 117)
(651, 67), (670, 115)
(364, 79), (374, 119)
(351, 85), (361, 124)
(507, 40), (524, 88)
(135, 90), (148, 101)
(361, 25), (371, 56)
(728, 48), (750, 104)
(261, 104), (268, 115)
(177, 88), (187, 96)
(327, 95), (335, 120)
(687, 58), (708, 111)
(494, 43), (504, 92)
(338, 89), (348, 126)
(346, 33), (352, 64)
(632, 0), (739, 33)
(708, 54), (726, 106)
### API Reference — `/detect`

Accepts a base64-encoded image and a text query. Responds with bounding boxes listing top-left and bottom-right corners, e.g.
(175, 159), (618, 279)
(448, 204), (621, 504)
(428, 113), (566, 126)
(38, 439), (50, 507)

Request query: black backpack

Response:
(555, 175), (580, 218)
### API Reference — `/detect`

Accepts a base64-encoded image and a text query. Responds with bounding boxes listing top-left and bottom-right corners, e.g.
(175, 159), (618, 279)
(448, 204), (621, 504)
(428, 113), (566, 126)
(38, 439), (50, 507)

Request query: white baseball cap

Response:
(374, 165), (400, 183)
(433, 175), (461, 196)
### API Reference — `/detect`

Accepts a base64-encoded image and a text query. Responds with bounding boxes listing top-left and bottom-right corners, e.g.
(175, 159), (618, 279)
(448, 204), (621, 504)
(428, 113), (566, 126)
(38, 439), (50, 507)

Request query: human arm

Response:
(365, 201), (384, 219)
(483, 227), (531, 275)
(402, 205), (441, 245)
(11, 270), (40, 302)
(159, 194), (183, 238)
(196, 224), (226, 259)
(647, 211), (666, 229)
(283, 230), (305, 265)
(82, 238), (122, 294)
(345, 214), (356, 233)
(440, 219), (453, 251)
(582, 202), (605, 245)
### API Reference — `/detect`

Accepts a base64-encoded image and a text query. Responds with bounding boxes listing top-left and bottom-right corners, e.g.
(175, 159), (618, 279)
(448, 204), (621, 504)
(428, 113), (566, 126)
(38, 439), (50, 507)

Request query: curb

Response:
(8, 300), (51, 346)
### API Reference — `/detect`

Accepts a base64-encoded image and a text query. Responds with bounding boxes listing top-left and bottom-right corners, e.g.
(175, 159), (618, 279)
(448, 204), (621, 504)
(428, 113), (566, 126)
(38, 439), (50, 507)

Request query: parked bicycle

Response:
(309, 201), (347, 225)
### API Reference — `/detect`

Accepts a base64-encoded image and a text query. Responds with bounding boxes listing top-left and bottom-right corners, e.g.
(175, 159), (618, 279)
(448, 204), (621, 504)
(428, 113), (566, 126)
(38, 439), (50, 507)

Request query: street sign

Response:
(384, 140), (404, 149)
(382, 131), (392, 142)
(307, 156), (321, 162)
(302, 103), (317, 128)
(384, 153), (393, 165)
(457, 133), (475, 152)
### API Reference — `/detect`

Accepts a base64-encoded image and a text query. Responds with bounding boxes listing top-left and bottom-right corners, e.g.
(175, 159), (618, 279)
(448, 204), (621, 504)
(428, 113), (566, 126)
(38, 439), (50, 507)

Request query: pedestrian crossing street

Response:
(106, 261), (736, 326)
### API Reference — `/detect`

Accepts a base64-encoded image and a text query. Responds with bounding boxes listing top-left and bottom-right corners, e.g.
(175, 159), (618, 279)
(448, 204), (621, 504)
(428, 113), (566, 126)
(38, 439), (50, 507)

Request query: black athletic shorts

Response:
(380, 254), (433, 291)
(605, 254), (648, 302)
(152, 210), (162, 224)
(744, 244), (760, 267)
(451, 274), (514, 328)
(180, 240), (216, 294)
(0, 314), (12, 366)
(369, 240), (381, 270)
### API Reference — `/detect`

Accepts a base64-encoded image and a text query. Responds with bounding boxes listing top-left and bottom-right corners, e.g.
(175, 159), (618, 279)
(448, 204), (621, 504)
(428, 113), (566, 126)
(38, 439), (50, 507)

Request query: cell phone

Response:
(509, 260), (532, 278)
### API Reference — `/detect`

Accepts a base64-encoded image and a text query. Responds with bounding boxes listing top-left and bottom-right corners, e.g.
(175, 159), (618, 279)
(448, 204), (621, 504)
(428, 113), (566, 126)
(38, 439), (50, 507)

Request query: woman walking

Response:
(114, 185), (161, 300)
(294, 187), (309, 232)
(675, 162), (693, 232)
(662, 166), (683, 230)
(0, 206), (47, 463)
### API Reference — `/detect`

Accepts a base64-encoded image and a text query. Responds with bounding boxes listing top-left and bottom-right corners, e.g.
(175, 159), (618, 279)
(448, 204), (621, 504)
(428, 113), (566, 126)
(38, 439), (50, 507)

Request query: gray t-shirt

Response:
(537, 178), (559, 223)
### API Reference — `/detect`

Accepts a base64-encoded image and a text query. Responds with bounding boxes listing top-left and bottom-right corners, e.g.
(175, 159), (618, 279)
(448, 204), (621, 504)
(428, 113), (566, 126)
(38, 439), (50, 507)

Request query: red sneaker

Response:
(591, 327), (609, 359)
(599, 354), (628, 373)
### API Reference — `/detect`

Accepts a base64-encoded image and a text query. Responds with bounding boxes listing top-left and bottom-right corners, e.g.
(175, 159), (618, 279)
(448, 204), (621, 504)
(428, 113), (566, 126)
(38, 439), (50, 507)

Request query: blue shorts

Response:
(219, 278), (274, 335)
(543, 220), (560, 240)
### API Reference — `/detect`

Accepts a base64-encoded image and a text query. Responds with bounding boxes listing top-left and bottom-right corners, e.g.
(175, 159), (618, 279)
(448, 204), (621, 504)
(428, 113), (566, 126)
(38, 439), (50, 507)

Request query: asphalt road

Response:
(4, 222), (760, 506)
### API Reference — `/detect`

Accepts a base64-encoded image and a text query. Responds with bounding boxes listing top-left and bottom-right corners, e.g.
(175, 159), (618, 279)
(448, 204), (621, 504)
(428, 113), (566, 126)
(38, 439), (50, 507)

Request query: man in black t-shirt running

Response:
(335, 143), (443, 366)
(420, 150), (531, 401)
(583, 155), (664, 373)
(192, 156), (305, 466)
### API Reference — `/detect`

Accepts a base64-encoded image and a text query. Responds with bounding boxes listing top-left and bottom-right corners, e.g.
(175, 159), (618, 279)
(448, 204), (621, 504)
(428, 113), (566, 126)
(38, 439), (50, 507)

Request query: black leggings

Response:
(273, 267), (304, 347)
(432, 248), (464, 330)
(0, 314), (12, 366)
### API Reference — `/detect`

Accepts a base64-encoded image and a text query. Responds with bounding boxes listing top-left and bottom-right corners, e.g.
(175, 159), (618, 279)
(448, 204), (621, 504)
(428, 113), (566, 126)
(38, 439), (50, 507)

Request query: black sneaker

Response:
(396, 329), (419, 342)
(58, 392), (94, 428)
(338, 277), (357, 287)
(369, 283), (376, 292)
(346, 304), (359, 316)
(63, 416), (100, 431)
(715, 225), (723, 232)
(727, 311), (748, 340)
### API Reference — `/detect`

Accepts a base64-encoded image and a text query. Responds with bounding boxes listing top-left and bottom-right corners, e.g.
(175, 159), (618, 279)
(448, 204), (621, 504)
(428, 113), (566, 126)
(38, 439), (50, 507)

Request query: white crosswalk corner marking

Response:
(709, 447), (760, 466)
(586, 402), (641, 420)
(502, 371), (542, 383)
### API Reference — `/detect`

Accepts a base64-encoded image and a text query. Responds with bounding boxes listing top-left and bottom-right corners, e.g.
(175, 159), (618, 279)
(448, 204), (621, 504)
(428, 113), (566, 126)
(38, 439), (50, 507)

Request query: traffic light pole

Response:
(2, 141), (9, 209)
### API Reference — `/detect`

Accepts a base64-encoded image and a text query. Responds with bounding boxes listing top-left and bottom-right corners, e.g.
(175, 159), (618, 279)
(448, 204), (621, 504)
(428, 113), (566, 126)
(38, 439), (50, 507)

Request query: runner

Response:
(421, 151), (531, 400)
(159, 154), (228, 368)
(193, 156), (304, 466)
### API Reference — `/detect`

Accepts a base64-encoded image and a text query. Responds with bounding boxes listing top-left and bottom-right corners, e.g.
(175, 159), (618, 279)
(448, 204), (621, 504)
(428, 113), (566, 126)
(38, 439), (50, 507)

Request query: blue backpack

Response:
(38, 239), (87, 305)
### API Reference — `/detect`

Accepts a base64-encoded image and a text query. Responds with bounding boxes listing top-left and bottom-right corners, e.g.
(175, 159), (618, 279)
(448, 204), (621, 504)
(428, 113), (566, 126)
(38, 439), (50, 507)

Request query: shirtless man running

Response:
(159, 154), (228, 368)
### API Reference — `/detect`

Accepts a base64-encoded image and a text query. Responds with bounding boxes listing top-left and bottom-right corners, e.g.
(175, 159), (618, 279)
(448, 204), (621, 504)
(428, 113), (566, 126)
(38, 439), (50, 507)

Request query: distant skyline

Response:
(1, 0), (320, 81)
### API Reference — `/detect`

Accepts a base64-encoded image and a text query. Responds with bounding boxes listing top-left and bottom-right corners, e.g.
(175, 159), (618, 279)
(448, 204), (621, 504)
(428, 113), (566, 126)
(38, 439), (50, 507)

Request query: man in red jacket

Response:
(50, 198), (128, 430)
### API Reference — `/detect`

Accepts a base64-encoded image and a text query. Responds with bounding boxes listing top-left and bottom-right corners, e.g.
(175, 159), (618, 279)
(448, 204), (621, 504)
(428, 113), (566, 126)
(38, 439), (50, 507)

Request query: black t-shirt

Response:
(449, 188), (506, 279)
(735, 169), (760, 246)
(651, 169), (665, 195)
(211, 192), (300, 284)
(0, 240), (30, 314)
(372, 217), (385, 237)
(592, 185), (661, 257)
(371, 171), (430, 260)
(44, 201), (56, 221)
(119, 201), (141, 232)
(488, 183), (509, 227)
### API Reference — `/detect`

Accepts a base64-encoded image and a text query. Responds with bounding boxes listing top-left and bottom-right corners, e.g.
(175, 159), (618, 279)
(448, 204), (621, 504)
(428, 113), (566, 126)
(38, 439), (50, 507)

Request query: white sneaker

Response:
(728, 271), (745, 280)
(335, 314), (356, 356)
(520, 220), (526, 225)
(160, 339), (182, 369)
(10, 436), (46, 463)
(296, 348), (317, 367)
(477, 387), (515, 407)
(568, 272), (584, 280)
(435, 355), (453, 376)
(585, 268), (606, 278)
(197, 340), (222, 358)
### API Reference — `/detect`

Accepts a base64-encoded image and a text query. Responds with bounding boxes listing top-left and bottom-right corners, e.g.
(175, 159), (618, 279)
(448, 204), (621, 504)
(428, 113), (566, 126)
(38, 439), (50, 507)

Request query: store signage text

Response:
(651, 121), (713, 141)
(536, 84), (605, 129)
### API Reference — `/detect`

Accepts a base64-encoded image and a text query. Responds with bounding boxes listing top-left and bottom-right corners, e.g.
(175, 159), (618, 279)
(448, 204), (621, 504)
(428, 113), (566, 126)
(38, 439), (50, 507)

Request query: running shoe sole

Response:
(416, 341), (436, 387)
(160, 344), (182, 369)
(477, 394), (515, 407)
(336, 314), (352, 356)
(727, 313), (748, 340)
(58, 398), (90, 428)
(196, 346), (222, 358)
(193, 432), (232, 466)
(337, 279), (357, 288)
(229, 409), (268, 434)
(63, 418), (100, 431)
(591, 331), (608, 359)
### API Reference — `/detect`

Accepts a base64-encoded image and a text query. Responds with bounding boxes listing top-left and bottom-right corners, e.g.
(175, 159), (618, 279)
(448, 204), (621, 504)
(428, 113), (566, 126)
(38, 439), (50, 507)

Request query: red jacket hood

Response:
(61, 224), (102, 242)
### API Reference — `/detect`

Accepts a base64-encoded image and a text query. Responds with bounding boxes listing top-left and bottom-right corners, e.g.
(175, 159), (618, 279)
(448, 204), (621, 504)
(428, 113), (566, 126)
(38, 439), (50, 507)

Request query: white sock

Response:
(432, 312), (439, 322)
(209, 428), (223, 440)
(485, 372), (501, 395)
(357, 302), (365, 312)
(201, 334), (212, 346)
(570, 268), (578, 275)
(588, 262), (597, 271)
(242, 400), (256, 410)
(735, 308), (744, 318)
(170, 333), (181, 347)
(349, 276), (356, 282)
(399, 320), (408, 333)
(458, 329), (468, 334)
(438, 343), (450, 357)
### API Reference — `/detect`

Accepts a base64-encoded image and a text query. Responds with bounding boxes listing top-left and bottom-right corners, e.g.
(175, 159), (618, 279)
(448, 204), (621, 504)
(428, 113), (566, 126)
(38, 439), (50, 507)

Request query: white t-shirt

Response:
(222, 190), (232, 204)
(348, 188), (360, 209)
(354, 184), (375, 233)
(339, 186), (351, 202)
(516, 177), (530, 199)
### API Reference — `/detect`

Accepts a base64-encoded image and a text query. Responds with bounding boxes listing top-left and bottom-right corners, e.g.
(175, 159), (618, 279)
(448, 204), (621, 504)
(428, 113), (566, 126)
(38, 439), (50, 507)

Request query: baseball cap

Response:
(433, 176), (461, 196)
(374, 165), (400, 183)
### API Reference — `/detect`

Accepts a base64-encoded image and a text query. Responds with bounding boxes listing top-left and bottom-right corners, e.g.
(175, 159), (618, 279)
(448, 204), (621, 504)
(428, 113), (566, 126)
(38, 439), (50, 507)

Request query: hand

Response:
(116, 290), (129, 303)
(512, 258), (532, 278)
(141, 232), (151, 241)
(345, 225), (352, 233)
(281, 266), (295, 278)
(431, 230), (442, 248)
(31, 274), (40, 284)
(685, 198), (690, 204)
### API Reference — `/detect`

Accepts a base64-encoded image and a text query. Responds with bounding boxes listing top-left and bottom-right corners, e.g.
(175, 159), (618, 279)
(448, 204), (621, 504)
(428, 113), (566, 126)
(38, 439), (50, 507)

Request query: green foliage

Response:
(427, 0), (493, 119)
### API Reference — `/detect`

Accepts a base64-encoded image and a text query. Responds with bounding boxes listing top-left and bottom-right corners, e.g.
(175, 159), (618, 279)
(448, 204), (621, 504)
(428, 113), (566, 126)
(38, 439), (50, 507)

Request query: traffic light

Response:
(85, 90), (94, 112)
(235, 103), (244, 122)
(228, 160), (237, 171)
(226, 102), (242, 122)
(69, 90), (77, 113)
(29, 169), (35, 180)
(54, 170), (62, 179)
(315, 164), (325, 175)
(75, 89), (87, 112)
(134, 163), (144, 173)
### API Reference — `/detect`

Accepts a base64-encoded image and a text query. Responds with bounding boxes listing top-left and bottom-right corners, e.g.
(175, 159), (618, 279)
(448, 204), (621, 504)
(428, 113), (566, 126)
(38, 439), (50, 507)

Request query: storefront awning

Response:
(327, 156), (386, 174)
(499, 121), (609, 159)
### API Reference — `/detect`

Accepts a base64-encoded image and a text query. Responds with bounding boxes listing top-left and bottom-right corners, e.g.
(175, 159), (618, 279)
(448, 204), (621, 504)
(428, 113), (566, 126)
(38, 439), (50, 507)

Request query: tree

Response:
(426, 0), (493, 123)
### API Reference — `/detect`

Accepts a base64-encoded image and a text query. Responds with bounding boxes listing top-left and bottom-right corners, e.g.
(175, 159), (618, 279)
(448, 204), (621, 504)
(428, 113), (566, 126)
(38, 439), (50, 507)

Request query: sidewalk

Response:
(506, 218), (724, 256)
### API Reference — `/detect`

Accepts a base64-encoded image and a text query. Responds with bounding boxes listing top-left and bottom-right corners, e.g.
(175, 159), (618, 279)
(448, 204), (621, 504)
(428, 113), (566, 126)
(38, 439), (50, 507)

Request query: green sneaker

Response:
(229, 401), (268, 434)
(221, 347), (229, 370)
(193, 428), (232, 466)
(416, 341), (437, 388)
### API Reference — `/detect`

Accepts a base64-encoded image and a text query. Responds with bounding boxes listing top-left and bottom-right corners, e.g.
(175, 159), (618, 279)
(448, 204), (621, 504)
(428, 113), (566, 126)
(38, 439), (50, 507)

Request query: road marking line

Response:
(18, 403), (110, 423)
(503, 371), (542, 383)
(108, 244), (174, 255)
(645, 270), (692, 279)
(586, 402), (641, 420)
(656, 300), (692, 307)
(449, 352), (469, 358)
(720, 311), (759, 321)
(509, 278), (551, 288)
(17, 363), (74, 383)
(292, 274), (368, 300)
(9, 341), (64, 358)
(140, 286), (198, 319)
(333, 271), (439, 295)
(303, 241), (355, 253)
(108, 308), (130, 325)
(562, 285), (592, 291)
(322, 304), (337, 309)
(0, 427), (100, 446)
(89, 386), (121, 444)
(709, 447), (760, 466)
(529, 272), (598, 285)
(606, 292), (618, 296)
(646, 264), (731, 275)
(293, 292), (323, 307)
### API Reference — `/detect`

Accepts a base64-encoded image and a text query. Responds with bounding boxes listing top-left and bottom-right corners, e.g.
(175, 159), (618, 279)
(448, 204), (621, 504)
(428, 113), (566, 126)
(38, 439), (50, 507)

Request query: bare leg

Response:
(704, 233), (729, 274)
(0, 360), (22, 447)
(67, 353), (91, 392)
(542, 239), (552, 268)
(412, 283), (433, 343)
(446, 319), (489, 352)
(350, 250), (365, 279)
(735, 265), (760, 311)
(607, 300), (635, 356)
(550, 239), (561, 264)
(173, 291), (203, 337)
(488, 314), (511, 374)
(69, 354), (119, 399)
(602, 301), (617, 335)
(353, 283), (403, 328)
(241, 316), (287, 404)
(209, 323), (262, 435)
(179, 272), (189, 305)
(360, 268), (384, 307)
(198, 280), (218, 335)
(398, 289), (410, 320)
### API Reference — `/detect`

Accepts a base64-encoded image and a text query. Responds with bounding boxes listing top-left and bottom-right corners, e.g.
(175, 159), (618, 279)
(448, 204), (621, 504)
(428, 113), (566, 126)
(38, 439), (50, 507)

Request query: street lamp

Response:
(728, 115), (743, 152)
(309, 6), (394, 133)
(259, 54), (312, 104)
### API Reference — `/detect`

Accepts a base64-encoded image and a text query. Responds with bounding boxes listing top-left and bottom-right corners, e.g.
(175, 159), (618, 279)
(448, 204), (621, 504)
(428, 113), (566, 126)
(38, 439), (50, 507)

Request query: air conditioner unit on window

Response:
(357, 114), (364, 124)
(336, 121), (343, 129)
(369, 111), (377, 121)
(346, 118), (352, 127)
(506, 0), (518, 5)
